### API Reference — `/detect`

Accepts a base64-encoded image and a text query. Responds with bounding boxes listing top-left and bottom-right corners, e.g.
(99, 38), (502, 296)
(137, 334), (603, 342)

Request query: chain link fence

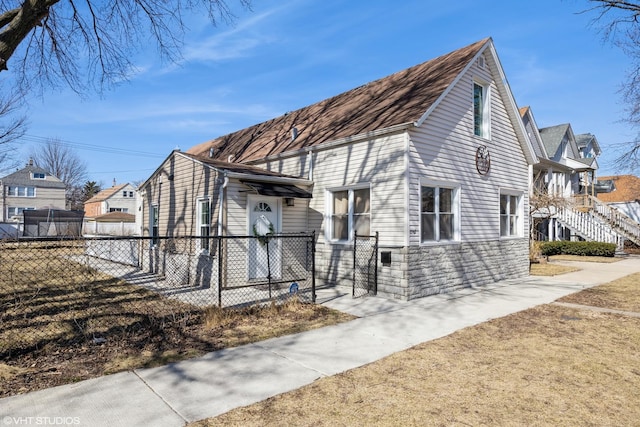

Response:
(0, 233), (315, 359)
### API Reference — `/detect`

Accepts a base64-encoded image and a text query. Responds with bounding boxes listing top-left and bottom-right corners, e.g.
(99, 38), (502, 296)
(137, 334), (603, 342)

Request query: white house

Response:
(140, 38), (537, 300)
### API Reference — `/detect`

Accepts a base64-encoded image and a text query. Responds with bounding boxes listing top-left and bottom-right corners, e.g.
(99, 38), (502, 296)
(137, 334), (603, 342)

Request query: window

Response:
(421, 185), (458, 242)
(197, 198), (211, 251)
(500, 193), (522, 237)
(109, 208), (128, 213)
(123, 191), (128, 197)
(473, 82), (489, 138)
(129, 191), (134, 197)
(150, 205), (159, 245)
(329, 187), (370, 242)
(32, 172), (45, 179)
(8, 207), (35, 217)
(7, 186), (36, 197)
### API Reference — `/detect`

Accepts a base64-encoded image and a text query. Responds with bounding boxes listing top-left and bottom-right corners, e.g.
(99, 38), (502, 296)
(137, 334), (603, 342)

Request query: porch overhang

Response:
(240, 180), (313, 199)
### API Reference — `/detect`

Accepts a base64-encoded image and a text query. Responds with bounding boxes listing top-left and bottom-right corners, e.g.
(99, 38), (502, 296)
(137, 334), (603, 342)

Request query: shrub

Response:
(540, 241), (617, 257)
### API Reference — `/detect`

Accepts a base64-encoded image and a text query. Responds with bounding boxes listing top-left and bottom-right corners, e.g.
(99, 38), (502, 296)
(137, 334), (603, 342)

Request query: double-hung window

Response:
(329, 187), (370, 242)
(500, 193), (522, 237)
(473, 81), (490, 139)
(197, 198), (211, 251)
(421, 184), (459, 243)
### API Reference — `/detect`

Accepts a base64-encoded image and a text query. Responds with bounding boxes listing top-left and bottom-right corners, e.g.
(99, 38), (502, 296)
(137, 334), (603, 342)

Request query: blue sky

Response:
(8, 0), (635, 186)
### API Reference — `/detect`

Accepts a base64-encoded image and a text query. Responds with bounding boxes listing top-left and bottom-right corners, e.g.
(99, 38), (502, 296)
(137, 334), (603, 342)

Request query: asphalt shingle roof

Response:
(0, 164), (66, 189)
(187, 38), (490, 162)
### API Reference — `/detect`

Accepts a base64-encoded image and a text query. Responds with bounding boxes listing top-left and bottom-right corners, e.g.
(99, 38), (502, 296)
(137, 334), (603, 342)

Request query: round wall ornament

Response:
(475, 145), (491, 175)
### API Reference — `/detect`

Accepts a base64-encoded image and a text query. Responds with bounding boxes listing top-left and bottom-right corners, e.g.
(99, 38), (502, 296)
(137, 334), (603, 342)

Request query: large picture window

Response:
(329, 187), (370, 242)
(473, 81), (490, 138)
(421, 185), (458, 243)
(500, 193), (522, 237)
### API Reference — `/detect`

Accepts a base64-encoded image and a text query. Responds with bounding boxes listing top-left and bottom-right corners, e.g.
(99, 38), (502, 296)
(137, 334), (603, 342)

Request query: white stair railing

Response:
(557, 205), (624, 249)
(587, 195), (640, 245)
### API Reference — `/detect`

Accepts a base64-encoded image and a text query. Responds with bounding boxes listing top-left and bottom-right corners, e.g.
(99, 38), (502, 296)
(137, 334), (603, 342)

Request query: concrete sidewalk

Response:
(2, 257), (639, 427)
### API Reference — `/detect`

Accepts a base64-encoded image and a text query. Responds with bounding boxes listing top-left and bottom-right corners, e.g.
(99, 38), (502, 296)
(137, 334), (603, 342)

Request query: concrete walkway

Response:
(2, 257), (639, 427)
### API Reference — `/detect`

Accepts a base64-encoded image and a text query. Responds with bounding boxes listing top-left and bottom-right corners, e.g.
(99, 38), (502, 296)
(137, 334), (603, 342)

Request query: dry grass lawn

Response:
(529, 262), (579, 276)
(0, 243), (354, 397)
(193, 273), (640, 426)
(549, 254), (622, 263)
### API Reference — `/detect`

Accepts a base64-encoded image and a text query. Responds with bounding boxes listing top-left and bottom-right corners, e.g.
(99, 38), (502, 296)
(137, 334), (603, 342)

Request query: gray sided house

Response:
(145, 38), (537, 300)
(0, 159), (66, 223)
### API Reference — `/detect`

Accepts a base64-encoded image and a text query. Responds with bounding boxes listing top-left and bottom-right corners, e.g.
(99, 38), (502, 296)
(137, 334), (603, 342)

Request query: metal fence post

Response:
(353, 232), (357, 297)
(374, 231), (379, 295)
(311, 230), (316, 303)
(217, 236), (223, 308)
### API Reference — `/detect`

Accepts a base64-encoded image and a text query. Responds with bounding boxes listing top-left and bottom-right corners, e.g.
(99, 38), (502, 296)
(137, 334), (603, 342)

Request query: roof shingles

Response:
(188, 38), (490, 162)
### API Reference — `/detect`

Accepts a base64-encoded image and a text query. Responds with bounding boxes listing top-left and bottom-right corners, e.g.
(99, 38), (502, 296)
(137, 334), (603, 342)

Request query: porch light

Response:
(285, 197), (295, 207)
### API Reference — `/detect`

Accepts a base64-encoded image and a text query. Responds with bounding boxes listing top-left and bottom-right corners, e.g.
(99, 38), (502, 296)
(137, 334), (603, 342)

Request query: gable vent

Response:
(477, 56), (485, 69)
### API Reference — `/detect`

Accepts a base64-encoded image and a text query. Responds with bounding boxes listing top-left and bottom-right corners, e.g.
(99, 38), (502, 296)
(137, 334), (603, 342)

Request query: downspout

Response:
(217, 174), (229, 236)
(307, 149), (314, 181)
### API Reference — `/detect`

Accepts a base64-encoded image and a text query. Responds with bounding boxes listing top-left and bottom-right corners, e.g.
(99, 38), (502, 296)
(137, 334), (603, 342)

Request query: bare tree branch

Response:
(581, 1), (640, 171)
(0, 0), (252, 93)
(28, 138), (88, 208)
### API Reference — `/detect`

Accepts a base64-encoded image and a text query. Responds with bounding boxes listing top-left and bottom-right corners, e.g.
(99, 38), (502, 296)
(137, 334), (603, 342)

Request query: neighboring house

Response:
(140, 38), (537, 300)
(523, 107), (640, 247)
(84, 183), (137, 218)
(521, 106), (606, 242)
(0, 159), (66, 222)
(596, 175), (640, 223)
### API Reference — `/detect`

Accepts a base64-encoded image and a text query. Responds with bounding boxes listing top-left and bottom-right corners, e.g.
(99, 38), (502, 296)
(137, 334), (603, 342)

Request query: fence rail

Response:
(0, 234), (315, 359)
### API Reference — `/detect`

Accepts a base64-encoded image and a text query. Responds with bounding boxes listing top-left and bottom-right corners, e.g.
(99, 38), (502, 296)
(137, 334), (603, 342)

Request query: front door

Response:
(247, 196), (281, 280)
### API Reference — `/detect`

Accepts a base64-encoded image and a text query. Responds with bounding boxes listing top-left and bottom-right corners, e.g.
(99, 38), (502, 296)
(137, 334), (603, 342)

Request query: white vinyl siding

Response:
(141, 153), (219, 238)
(260, 131), (407, 247)
(408, 58), (529, 245)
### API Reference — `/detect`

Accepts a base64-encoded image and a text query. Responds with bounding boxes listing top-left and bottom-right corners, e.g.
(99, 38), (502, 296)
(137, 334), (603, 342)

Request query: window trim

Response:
(419, 179), (461, 245)
(7, 206), (35, 217)
(197, 197), (211, 252)
(7, 186), (36, 197)
(473, 79), (491, 140)
(150, 204), (159, 246)
(499, 190), (523, 238)
(326, 185), (371, 244)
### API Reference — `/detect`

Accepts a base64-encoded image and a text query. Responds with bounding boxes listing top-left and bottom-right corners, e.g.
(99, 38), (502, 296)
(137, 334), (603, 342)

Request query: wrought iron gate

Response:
(353, 232), (378, 298)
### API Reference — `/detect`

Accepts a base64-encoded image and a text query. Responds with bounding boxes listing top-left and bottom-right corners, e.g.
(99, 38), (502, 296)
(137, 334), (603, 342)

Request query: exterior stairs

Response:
(555, 195), (640, 251)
